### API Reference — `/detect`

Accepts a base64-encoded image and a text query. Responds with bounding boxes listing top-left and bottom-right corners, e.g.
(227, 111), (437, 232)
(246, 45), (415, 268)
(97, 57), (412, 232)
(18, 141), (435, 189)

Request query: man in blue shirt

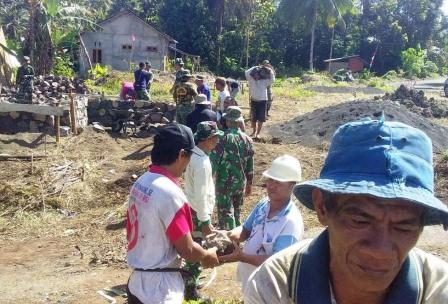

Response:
(218, 155), (304, 292)
(134, 62), (151, 101)
(195, 75), (211, 101)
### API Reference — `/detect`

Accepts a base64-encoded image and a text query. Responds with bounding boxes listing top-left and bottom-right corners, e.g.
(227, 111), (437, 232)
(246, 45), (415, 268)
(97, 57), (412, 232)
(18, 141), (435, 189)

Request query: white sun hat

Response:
(262, 155), (302, 182)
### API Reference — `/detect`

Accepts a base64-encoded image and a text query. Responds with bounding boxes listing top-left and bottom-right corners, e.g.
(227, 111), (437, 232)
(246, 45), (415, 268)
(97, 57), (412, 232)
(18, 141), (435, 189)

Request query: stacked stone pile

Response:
(87, 98), (176, 127)
(376, 85), (448, 118)
(0, 75), (88, 104)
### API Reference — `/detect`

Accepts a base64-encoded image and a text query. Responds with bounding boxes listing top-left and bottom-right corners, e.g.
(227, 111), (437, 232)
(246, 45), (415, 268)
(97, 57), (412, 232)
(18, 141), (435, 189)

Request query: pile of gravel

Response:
(270, 99), (448, 152)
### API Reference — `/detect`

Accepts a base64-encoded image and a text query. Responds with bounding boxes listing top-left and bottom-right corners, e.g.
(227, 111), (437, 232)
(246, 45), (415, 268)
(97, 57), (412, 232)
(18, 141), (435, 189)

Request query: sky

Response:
(443, 0), (448, 15)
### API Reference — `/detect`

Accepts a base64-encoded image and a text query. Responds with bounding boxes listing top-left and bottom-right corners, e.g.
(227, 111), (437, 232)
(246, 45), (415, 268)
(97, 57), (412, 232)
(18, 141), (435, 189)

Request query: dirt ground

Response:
(1, 88), (448, 303)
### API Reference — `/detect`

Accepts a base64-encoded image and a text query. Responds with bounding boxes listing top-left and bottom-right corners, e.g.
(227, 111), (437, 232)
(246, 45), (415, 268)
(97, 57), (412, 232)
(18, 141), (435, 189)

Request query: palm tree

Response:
(277, 0), (357, 71)
(23, 0), (98, 74)
(207, 0), (255, 67)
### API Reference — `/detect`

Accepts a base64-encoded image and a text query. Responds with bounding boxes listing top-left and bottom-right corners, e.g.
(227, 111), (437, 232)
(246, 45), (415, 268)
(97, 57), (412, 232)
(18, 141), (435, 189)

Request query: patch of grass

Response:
(360, 77), (394, 92)
(151, 81), (173, 101)
(441, 150), (448, 163)
(85, 70), (173, 100)
(272, 85), (315, 99)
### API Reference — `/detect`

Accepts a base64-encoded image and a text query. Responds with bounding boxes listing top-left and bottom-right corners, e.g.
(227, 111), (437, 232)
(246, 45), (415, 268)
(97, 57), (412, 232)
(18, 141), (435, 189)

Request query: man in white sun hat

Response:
(218, 155), (304, 292)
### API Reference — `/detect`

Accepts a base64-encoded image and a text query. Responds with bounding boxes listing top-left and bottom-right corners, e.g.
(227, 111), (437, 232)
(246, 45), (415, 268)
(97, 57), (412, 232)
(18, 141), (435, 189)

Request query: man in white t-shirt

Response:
(126, 123), (219, 304)
(215, 77), (230, 120)
(218, 155), (304, 292)
(183, 121), (223, 300)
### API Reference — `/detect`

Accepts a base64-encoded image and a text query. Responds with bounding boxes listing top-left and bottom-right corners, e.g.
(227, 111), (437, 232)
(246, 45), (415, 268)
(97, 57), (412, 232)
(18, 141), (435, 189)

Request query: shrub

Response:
(400, 47), (425, 78)
(89, 64), (109, 80)
(52, 55), (75, 77)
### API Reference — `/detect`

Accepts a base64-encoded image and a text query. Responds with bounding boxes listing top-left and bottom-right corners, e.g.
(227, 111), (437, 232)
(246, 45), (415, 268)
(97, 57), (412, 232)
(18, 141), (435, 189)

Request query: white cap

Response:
(262, 155), (302, 182)
(195, 94), (210, 105)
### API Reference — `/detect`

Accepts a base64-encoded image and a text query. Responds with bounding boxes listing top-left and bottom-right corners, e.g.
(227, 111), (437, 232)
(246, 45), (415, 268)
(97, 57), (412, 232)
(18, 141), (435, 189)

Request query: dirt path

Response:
(0, 89), (447, 303)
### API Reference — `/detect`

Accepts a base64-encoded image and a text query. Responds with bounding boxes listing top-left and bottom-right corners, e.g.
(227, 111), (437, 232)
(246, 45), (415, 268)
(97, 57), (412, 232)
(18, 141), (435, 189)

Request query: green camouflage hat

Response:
(175, 58), (184, 65)
(224, 106), (242, 121)
(181, 70), (193, 78)
(194, 121), (223, 142)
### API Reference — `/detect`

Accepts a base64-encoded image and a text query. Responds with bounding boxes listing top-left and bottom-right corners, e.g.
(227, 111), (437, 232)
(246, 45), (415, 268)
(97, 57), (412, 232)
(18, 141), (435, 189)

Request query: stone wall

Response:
(87, 96), (176, 127)
(0, 95), (88, 134)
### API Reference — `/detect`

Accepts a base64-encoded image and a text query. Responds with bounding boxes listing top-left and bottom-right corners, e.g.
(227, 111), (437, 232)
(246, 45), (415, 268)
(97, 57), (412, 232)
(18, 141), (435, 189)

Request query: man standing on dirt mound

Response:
(210, 106), (254, 230)
(126, 123), (218, 304)
(245, 64), (275, 139)
(244, 118), (448, 304)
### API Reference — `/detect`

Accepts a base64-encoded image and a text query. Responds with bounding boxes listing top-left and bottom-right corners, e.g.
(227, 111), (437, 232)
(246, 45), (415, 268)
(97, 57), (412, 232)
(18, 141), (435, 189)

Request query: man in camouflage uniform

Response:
(210, 106), (254, 230)
(184, 121), (222, 301)
(173, 71), (197, 125)
(16, 56), (35, 103)
(170, 58), (191, 95)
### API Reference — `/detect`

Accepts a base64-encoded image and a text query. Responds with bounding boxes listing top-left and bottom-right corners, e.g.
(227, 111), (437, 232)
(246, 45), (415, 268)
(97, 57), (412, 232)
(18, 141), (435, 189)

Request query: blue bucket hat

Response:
(293, 118), (448, 228)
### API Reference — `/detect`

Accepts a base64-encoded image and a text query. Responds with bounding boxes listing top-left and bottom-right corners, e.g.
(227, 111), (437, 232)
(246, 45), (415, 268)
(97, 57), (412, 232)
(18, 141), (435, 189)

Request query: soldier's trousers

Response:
(184, 211), (203, 289)
(135, 89), (150, 101)
(176, 103), (194, 125)
(216, 190), (244, 230)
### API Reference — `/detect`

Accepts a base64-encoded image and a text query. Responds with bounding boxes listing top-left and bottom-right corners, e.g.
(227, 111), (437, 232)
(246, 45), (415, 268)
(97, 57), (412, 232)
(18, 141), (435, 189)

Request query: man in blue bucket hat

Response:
(244, 118), (448, 304)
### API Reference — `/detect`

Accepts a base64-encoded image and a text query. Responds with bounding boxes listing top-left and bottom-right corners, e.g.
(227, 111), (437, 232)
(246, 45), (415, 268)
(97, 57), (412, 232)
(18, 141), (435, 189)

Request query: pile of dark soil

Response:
(376, 85), (448, 118)
(270, 99), (448, 152)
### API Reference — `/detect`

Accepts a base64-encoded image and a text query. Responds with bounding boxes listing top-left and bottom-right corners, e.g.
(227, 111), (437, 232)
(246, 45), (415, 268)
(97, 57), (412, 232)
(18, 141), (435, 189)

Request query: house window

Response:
(92, 49), (102, 64)
(147, 46), (158, 52)
(122, 44), (132, 50)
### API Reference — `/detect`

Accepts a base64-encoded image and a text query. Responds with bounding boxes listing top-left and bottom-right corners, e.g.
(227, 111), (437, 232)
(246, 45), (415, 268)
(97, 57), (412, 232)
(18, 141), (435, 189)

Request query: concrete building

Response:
(79, 9), (180, 74)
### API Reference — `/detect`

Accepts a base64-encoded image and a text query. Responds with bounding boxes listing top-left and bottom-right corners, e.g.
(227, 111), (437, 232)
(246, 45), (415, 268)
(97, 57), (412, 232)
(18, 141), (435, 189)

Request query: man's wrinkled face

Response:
(266, 178), (294, 204)
(313, 190), (424, 293)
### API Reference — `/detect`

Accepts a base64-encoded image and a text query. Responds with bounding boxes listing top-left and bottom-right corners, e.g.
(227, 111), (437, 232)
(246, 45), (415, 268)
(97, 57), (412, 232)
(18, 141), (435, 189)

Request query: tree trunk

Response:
(309, 13), (316, 72)
(217, 10), (224, 67)
(328, 27), (335, 73)
(245, 26), (250, 69)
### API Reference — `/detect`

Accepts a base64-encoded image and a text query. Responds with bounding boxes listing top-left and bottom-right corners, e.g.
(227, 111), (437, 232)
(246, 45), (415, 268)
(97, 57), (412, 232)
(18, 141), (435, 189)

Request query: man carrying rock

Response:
(184, 121), (223, 300)
(133, 62), (151, 101)
(16, 56), (35, 102)
(219, 155), (304, 292)
(210, 106), (254, 230)
(261, 60), (275, 117)
(126, 123), (218, 304)
(244, 118), (448, 304)
(186, 94), (217, 133)
(173, 71), (198, 125)
(245, 65), (275, 138)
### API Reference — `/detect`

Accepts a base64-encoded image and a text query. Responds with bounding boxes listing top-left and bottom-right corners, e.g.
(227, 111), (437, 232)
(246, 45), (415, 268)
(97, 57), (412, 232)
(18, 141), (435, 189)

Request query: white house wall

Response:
(80, 12), (170, 74)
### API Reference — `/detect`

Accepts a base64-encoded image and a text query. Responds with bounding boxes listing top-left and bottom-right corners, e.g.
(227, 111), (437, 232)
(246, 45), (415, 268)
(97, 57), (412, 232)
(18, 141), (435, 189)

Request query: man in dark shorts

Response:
(245, 65), (275, 139)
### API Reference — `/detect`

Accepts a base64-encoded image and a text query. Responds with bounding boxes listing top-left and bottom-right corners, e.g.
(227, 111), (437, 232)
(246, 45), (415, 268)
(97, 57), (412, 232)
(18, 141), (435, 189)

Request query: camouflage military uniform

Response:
(210, 112), (254, 230)
(173, 80), (197, 125)
(16, 65), (35, 103)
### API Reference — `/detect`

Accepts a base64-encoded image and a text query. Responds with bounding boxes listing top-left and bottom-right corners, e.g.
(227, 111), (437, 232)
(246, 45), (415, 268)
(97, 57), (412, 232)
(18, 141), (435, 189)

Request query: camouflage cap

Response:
(174, 58), (184, 65)
(224, 106), (242, 121)
(194, 121), (223, 142)
(181, 70), (193, 78)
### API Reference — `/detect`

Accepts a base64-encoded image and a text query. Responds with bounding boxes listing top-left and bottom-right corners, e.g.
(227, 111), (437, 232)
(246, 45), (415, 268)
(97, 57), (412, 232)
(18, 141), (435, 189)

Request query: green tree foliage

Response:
(400, 46), (425, 77)
(2, 0), (448, 76)
(276, 0), (357, 71)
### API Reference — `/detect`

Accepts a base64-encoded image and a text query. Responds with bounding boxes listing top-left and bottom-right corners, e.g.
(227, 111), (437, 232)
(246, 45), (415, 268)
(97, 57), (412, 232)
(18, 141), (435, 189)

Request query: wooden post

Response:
(69, 90), (78, 135)
(54, 102), (60, 144)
